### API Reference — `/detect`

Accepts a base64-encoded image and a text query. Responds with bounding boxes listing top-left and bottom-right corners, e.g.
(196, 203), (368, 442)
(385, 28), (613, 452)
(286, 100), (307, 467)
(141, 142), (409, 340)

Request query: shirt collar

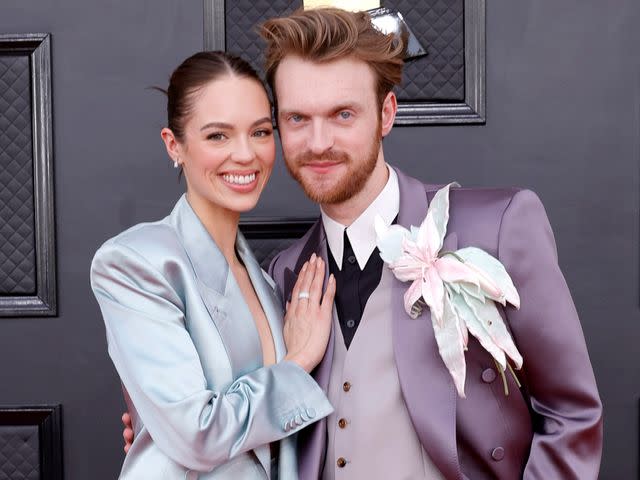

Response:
(321, 165), (399, 270)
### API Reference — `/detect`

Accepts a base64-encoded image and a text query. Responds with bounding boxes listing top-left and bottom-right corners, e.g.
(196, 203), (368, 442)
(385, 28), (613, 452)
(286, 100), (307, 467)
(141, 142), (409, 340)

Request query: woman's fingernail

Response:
(302, 262), (308, 271)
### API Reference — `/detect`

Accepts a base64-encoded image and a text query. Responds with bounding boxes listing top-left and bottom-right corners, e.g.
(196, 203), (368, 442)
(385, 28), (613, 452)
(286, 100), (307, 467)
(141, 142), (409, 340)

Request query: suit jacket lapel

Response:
(393, 168), (463, 480)
(235, 232), (287, 362)
(284, 220), (335, 480)
(169, 195), (233, 347)
(171, 197), (273, 478)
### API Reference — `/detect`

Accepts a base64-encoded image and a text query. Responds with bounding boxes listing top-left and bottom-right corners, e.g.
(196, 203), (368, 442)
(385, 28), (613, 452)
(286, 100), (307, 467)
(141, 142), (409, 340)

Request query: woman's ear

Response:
(380, 91), (398, 137)
(161, 128), (181, 166)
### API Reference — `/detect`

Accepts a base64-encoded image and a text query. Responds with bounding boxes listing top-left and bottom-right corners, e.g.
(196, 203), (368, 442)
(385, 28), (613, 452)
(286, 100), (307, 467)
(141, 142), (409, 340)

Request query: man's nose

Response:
(308, 120), (334, 155)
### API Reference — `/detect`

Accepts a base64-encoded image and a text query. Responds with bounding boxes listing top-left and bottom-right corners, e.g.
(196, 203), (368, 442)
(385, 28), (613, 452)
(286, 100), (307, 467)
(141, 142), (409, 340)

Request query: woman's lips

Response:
(220, 171), (259, 192)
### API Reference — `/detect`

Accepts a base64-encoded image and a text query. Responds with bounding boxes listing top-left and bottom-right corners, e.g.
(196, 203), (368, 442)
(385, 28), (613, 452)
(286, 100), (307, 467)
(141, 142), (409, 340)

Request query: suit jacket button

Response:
(338, 418), (348, 429)
(491, 447), (505, 461)
(343, 381), (351, 392)
(337, 457), (347, 468)
(306, 407), (316, 419)
(482, 368), (497, 383)
(295, 414), (303, 426)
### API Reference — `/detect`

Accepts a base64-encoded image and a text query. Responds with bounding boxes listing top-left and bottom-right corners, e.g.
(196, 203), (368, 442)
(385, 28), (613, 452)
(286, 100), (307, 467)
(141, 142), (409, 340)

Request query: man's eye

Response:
(339, 111), (352, 120)
(290, 114), (303, 123)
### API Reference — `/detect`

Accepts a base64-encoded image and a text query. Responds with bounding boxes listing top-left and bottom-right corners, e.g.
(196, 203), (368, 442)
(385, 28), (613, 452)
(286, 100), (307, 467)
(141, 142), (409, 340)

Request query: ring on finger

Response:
(298, 291), (310, 300)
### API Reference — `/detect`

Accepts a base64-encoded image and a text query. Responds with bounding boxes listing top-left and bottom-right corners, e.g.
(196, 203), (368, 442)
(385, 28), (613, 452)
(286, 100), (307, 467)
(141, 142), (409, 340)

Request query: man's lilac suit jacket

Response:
(269, 167), (603, 480)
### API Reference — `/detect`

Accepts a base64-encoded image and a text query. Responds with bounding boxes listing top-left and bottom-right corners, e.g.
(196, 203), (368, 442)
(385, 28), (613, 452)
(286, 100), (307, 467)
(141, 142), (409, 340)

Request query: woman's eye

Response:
(253, 129), (273, 138)
(208, 132), (226, 141)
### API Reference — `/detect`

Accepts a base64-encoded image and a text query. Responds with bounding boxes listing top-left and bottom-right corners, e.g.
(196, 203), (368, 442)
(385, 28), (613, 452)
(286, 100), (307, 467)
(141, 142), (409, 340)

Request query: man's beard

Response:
(284, 129), (381, 205)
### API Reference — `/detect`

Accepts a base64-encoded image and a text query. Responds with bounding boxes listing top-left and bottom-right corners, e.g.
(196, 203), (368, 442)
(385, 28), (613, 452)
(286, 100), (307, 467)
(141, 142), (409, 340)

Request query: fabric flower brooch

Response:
(375, 183), (523, 397)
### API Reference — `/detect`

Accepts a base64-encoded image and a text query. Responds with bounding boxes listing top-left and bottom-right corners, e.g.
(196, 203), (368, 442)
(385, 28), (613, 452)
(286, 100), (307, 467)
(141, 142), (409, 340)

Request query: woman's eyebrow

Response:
(200, 117), (272, 131)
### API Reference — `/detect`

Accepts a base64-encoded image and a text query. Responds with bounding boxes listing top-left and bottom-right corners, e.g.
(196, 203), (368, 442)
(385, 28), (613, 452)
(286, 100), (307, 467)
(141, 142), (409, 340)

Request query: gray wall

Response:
(0, 0), (638, 478)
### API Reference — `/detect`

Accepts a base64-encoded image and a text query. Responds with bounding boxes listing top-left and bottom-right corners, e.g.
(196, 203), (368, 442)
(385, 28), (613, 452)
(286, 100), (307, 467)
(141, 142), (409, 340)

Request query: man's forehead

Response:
(276, 54), (373, 79)
(275, 55), (375, 107)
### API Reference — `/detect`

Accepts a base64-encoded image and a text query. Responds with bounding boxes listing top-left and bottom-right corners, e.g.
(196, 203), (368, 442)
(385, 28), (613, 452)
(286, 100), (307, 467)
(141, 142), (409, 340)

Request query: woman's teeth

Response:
(223, 173), (256, 185)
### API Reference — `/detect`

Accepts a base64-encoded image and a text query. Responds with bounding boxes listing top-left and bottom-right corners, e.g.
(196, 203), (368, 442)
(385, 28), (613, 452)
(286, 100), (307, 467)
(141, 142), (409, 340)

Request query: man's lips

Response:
(303, 162), (342, 174)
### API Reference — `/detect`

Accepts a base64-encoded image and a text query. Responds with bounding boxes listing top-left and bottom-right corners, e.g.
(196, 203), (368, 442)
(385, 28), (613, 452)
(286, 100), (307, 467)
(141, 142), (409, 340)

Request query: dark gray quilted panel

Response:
(388, 0), (464, 101)
(0, 54), (37, 295)
(225, 0), (302, 73)
(224, 0), (464, 102)
(0, 425), (40, 480)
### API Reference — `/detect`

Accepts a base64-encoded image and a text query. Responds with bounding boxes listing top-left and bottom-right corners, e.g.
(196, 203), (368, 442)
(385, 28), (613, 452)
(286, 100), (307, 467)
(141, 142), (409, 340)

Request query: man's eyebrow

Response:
(276, 109), (301, 117)
(278, 104), (363, 117)
(200, 117), (272, 131)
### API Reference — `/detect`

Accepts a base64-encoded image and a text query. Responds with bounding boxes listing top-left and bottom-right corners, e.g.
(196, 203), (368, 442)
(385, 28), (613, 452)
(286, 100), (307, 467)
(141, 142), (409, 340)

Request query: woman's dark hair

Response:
(157, 51), (269, 142)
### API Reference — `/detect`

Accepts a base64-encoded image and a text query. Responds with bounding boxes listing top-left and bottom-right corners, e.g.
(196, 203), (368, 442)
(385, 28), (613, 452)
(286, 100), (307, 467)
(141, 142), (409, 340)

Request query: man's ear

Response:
(161, 128), (181, 165)
(380, 91), (398, 137)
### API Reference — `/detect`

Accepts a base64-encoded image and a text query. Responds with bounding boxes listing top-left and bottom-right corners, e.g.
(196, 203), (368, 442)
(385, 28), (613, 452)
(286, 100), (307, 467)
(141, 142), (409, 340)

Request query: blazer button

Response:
(482, 368), (497, 383)
(343, 381), (351, 392)
(491, 447), (505, 461)
(338, 418), (348, 429)
(295, 414), (303, 426)
(337, 457), (347, 468)
(306, 407), (316, 419)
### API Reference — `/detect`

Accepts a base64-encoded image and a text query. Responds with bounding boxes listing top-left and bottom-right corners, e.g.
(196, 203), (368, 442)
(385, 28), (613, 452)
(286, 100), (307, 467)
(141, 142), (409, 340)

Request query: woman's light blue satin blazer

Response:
(90, 195), (333, 479)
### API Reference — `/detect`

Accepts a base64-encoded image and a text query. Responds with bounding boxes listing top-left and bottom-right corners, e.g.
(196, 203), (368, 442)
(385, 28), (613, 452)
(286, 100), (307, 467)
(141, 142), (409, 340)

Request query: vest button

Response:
(491, 447), (505, 461)
(343, 381), (351, 392)
(482, 368), (497, 383)
(346, 319), (356, 328)
(347, 255), (356, 264)
(337, 457), (347, 468)
(338, 418), (347, 429)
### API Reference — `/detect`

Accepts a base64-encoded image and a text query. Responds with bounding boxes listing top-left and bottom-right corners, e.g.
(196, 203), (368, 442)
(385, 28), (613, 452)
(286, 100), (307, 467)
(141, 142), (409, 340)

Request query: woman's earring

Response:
(173, 158), (179, 169)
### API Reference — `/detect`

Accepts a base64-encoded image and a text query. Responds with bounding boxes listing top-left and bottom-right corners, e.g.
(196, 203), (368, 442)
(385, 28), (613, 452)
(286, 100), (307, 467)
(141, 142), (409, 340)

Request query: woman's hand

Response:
(283, 253), (336, 373)
(122, 412), (134, 453)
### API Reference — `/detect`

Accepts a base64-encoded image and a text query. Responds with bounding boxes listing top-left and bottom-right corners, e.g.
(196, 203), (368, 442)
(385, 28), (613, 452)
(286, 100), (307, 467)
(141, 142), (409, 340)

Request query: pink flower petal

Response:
(422, 266), (445, 324)
(436, 257), (481, 285)
(390, 254), (424, 282)
(403, 279), (424, 316)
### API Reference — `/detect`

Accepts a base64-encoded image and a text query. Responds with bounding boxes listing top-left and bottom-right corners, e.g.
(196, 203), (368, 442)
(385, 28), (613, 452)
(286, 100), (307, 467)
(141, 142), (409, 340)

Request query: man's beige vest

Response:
(322, 267), (445, 479)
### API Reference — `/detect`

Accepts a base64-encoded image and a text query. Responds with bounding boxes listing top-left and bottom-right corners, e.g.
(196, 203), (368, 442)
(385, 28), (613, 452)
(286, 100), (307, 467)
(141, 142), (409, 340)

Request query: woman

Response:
(90, 51), (335, 479)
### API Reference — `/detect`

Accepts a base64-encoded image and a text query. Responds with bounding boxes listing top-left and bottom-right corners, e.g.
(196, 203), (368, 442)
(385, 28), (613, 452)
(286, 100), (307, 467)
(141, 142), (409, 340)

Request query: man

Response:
(261, 7), (602, 480)
(123, 7), (602, 479)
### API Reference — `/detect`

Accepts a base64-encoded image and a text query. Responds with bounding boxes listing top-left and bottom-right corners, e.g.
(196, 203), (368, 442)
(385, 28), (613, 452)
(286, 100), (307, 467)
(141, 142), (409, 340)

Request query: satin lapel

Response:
(170, 195), (229, 294)
(170, 195), (234, 369)
(171, 198), (273, 477)
(235, 232), (287, 362)
(226, 233), (280, 478)
(393, 168), (463, 480)
(292, 220), (335, 480)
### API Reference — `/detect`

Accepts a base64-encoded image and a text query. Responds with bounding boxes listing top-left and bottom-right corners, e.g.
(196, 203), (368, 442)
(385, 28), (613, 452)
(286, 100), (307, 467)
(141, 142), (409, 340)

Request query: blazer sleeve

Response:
(498, 190), (603, 479)
(90, 240), (333, 473)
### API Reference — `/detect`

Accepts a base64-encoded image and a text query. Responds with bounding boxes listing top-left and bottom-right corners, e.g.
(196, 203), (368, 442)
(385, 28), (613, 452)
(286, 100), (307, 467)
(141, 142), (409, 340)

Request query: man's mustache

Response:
(293, 150), (351, 165)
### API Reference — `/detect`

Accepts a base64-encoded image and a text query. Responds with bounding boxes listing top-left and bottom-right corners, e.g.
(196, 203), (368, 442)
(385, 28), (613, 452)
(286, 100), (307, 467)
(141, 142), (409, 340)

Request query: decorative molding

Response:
(0, 405), (63, 480)
(203, 0), (486, 125)
(394, 0), (485, 124)
(0, 33), (57, 317)
(203, 0), (226, 51)
(240, 217), (316, 239)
